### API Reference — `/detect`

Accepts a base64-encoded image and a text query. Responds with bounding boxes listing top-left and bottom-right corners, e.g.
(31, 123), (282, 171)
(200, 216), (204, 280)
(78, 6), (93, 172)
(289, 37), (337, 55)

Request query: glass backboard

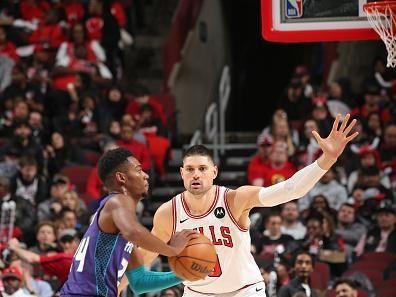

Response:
(261, 0), (380, 42)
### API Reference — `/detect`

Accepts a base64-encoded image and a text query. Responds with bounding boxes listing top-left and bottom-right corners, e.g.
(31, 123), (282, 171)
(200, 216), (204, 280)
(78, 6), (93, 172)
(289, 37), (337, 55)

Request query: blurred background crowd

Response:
(0, 1), (395, 297)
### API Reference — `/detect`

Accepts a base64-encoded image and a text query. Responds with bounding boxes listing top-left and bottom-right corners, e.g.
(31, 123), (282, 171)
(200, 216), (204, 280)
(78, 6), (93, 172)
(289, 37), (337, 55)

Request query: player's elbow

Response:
(123, 225), (145, 243)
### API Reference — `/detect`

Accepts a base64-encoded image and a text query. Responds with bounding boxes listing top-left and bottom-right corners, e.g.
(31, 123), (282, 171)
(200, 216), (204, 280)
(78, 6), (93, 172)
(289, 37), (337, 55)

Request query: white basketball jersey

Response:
(172, 186), (263, 294)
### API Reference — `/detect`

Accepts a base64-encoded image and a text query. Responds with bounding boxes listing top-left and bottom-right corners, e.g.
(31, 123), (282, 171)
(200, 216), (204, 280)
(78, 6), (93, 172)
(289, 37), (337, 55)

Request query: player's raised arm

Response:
(234, 114), (358, 210)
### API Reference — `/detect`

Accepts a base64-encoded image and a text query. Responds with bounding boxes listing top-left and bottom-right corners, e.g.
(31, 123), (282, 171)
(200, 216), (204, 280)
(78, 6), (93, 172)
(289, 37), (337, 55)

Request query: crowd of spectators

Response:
(0, 1), (395, 297)
(0, 0), (172, 296)
(247, 62), (396, 297)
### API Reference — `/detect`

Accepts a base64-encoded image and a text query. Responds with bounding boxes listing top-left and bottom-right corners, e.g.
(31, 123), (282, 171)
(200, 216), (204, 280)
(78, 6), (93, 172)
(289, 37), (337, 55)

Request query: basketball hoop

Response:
(364, 1), (396, 67)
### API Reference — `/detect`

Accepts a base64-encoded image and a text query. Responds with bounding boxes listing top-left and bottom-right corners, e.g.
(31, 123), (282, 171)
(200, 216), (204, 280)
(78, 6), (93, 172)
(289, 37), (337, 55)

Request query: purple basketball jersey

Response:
(60, 194), (133, 297)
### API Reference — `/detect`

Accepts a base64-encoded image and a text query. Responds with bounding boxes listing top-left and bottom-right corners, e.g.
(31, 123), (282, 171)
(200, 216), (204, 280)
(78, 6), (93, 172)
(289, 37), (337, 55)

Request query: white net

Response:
(365, 3), (396, 67)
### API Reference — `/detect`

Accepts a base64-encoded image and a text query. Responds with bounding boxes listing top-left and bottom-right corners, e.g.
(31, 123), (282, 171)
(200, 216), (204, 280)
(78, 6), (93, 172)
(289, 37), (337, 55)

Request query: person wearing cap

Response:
(354, 205), (396, 256)
(260, 140), (297, 187)
(10, 259), (53, 297)
(37, 174), (70, 221)
(57, 229), (80, 254)
(1, 266), (34, 297)
(247, 133), (274, 186)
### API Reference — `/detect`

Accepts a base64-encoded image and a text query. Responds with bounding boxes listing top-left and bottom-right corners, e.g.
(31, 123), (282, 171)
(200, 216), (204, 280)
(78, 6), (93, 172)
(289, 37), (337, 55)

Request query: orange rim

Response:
(364, 1), (396, 14)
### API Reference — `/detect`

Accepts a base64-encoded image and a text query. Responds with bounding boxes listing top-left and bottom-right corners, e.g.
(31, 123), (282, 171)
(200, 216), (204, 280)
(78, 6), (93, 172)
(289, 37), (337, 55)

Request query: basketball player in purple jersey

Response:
(140, 114), (358, 296)
(61, 148), (197, 297)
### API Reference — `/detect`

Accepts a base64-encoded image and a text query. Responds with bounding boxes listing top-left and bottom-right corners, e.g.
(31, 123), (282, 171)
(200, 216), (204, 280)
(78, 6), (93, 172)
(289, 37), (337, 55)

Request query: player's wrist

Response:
(165, 245), (179, 257)
(317, 154), (337, 170)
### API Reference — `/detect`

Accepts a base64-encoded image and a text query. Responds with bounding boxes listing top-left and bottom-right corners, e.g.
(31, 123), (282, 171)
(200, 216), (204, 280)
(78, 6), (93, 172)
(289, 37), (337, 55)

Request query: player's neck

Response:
(108, 189), (140, 204)
(184, 185), (216, 215)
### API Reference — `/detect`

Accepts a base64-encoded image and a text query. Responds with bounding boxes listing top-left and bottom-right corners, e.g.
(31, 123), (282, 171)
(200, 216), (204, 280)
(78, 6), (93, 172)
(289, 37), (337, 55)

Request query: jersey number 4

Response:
(75, 237), (90, 272)
(208, 255), (222, 277)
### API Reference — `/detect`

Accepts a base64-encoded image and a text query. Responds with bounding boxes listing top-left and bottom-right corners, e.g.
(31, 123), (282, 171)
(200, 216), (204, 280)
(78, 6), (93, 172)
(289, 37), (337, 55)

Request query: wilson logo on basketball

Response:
(190, 262), (213, 274)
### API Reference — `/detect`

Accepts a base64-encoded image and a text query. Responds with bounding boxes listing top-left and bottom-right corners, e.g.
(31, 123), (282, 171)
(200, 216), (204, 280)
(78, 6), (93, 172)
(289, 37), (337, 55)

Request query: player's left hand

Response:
(312, 113), (358, 160)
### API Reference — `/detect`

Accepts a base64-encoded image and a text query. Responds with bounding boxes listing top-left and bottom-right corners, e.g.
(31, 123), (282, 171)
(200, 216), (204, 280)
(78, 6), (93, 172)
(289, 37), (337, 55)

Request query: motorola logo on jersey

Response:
(214, 207), (225, 219)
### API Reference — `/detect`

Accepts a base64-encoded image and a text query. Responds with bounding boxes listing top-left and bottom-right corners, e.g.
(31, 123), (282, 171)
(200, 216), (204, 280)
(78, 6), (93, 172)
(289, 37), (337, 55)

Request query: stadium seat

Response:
(375, 287), (395, 297)
(359, 252), (396, 264)
(83, 150), (101, 166)
(60, 165), (94, 195)
(382, 278), (396, 289)
(314, 261), (330, 290)
(310, 271), (324, 291)
(350, 261), (390, 271)
(388, 270), (396, 280)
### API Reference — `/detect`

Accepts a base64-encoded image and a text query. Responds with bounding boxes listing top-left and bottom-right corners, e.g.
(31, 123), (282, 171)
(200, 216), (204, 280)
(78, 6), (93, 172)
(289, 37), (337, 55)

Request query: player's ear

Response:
(179, 166), (184, 178)
(115, 171), (126, 184)
(213, 165), (218, 178)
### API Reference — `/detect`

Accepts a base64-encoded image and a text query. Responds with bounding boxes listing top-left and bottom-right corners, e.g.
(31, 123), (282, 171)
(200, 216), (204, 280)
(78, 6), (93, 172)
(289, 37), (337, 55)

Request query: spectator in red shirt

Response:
(116, 123), (151, 172)
(263, 141), (296, 186)
(0, 26), (18, 62)
(247, 134), (273, 185)
(86, 0), (120, 75)
(28, 8), (66, 51)
(56, 23), (107, 70)
(58, 0), (84, 26)
(19, 0), (50, 23)
(125, 93), (167, 127)
(249, 140), (296, 187)
(110, 1), (127, 28)
(8, 229), (79, 283)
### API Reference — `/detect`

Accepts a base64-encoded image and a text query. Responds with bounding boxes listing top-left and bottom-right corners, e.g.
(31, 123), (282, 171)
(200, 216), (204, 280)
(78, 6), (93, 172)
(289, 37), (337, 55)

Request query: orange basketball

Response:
(168, 233), (217, 281)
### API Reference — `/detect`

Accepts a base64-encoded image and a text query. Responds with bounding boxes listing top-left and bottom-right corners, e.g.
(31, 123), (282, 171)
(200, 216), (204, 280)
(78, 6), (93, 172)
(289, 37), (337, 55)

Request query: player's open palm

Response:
(169, 230), (199, 255)
(312, 114), (358, 160)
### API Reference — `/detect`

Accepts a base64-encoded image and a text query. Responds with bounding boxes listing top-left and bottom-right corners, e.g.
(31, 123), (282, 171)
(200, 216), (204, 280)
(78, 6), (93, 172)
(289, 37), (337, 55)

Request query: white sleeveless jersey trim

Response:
(171, 197), (176, 235)
(223, 188), (249, 232)
(181, 186), (220, 219)
(173, 186), (263, 294)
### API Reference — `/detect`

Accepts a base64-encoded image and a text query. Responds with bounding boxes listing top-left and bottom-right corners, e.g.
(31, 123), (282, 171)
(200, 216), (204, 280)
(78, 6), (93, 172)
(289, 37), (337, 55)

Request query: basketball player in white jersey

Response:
(142, 114), (358, 297)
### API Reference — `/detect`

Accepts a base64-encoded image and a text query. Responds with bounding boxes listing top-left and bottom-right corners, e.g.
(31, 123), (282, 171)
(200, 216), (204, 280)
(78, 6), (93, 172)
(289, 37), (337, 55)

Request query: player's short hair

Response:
(98, 147), (133, 185)
(333, 278), (359, 290)
(183, 145), (214, 164)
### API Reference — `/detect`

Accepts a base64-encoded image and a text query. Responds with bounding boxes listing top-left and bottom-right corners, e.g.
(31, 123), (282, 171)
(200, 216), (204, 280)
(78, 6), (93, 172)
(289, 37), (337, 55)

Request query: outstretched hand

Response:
(312, 114), (358, 160)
